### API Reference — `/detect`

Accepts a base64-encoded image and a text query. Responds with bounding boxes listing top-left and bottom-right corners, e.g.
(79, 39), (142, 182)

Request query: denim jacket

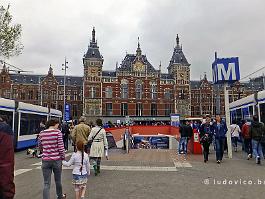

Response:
(213, 121), (227, 139)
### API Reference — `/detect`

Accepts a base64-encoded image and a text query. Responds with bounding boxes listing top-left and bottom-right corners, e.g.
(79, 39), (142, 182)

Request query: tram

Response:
(0, 97), (62, 149)
(229, 90), (265, 124)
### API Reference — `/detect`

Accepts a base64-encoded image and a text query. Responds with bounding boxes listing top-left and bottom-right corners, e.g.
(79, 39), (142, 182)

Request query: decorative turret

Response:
(136, 37), (142, 57)
(48, 65), (53, 75)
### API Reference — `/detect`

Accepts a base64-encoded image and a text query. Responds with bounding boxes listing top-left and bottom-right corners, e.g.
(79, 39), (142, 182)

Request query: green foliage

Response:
(0, 4), (23, 58)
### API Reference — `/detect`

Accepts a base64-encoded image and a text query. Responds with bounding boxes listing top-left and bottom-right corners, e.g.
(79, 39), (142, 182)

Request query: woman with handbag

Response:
(87, 119), (108, 176)
(199, 115), (214, 163)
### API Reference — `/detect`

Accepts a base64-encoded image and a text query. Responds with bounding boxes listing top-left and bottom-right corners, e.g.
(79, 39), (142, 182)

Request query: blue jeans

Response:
(42, 160), (63, 199)
(215, 138), (225, 161)
(252, 140), (263, 161)
(179, 137), (187, 153)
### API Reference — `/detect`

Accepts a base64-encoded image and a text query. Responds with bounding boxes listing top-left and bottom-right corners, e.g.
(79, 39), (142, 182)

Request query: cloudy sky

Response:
(1, 0), (265, 80)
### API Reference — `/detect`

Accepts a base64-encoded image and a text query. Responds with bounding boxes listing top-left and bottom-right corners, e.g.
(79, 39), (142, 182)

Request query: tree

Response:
(0, 4), (23, 59)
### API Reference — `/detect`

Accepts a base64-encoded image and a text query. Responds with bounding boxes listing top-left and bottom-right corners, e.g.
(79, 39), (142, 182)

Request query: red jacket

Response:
(0, 122), (15, 199)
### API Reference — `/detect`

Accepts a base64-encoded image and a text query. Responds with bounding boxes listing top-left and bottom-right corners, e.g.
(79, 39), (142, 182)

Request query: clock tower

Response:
(83, 27), (104, 121)
(168, 34), (191, 117)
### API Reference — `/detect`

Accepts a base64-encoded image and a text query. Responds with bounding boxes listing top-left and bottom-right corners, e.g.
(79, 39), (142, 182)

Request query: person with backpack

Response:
(199, 115), (214, 163)
(230, 120), (241, 152)
(250, 115), (265, 164)
(241, 120), (252, 160)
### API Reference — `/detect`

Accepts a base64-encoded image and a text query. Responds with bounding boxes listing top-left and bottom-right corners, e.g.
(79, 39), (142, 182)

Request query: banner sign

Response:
(212, 52), (240, 84)
(170, 114), (180, 127)
(64, 104), (70, 121)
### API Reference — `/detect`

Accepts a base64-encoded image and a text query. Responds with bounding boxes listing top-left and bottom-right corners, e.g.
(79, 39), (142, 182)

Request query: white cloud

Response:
(1, 0), (265, 81)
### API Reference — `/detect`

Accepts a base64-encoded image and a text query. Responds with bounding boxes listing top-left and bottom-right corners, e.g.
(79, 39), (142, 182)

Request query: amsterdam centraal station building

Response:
(0, 28), (255, 123)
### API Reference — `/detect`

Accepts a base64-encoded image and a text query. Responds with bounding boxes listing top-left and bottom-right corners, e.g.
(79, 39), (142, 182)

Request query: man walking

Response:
(241, 120), (252, 159)
(71, 116), (91, 153)
(250, 115), (264, 164)
(179, 120), (193, 154)
(0, 115), (15, 199)
(61, 122), (70, 151)
(213, 115), (227, 164)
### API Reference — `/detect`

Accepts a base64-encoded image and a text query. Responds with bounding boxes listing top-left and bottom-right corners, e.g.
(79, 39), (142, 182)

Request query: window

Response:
(164, 89), (172, 100)
(106, 103), (113, 116)
(28, 90), (34, 100)
(121, 103), (128, 116)
(151, 103), (157, 116)
(72, 104), (78, 117)
(58, 91), (64, 100)
(43, 90), (49, 100)
(13, 89), (18, 98)
(73, 91), (78, 101)
(1, 76), (6, 83)
(105, 87), (112, 99)
(21, 91), (26, 100)
(135, 80), (143, 100)
(20, 113), (47, 135)
(136, 103), (143, 116)
(165, 104), (172, 116)
(51, 91), (57, 101)
(89, 87), (96, 98)
(150, 82), (157, 100)
(121, 80), (128, 99)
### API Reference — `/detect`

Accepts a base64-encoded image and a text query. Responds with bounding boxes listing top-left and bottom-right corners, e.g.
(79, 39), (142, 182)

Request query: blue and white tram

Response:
(0, 97), (62, 150)
(257, 90), (265, 124)
(16, 102), (49, 149)
(0, 98), (16, 131)
(49, 108), (63, 119)
(229, 90), (265, 124)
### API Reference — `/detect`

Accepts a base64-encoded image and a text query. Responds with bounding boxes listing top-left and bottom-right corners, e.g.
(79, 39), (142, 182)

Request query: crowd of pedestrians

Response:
(186, 114), (265, 165)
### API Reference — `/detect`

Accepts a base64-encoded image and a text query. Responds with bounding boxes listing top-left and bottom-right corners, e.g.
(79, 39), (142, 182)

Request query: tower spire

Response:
(136, 37), (142, 56)
(176, 34), (180, 48)
(92, 27), (96, 43)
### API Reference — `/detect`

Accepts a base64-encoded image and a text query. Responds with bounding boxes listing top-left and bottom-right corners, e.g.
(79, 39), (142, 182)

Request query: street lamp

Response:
(62, 57), (68, 122)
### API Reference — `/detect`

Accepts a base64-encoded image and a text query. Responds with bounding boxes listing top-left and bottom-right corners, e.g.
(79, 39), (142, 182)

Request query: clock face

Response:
(133, 61), (144, 72)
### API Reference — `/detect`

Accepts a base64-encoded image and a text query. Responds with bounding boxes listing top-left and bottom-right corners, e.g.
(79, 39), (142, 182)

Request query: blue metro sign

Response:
(212, 52), (240, 84)
(64, 104), (70, 121)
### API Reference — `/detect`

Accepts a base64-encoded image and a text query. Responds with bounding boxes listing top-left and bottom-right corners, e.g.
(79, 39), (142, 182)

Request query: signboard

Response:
(170, 114), (180, 127)
(64, 104), (70, 121)
(212, 52), (240, 84)
(133, 136), (169, 149)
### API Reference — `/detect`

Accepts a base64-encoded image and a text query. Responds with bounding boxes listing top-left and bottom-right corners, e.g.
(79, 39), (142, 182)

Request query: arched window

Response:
(135, 79), (142, 100)
(105, 87), (112, 98)
(121, 79), (128, 99)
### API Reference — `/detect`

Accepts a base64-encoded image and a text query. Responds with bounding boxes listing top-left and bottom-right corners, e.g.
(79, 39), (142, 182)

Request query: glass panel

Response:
(20, 113), (47, 136)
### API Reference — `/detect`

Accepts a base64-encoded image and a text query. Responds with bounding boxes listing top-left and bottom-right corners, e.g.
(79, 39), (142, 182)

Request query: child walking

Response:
(63, 140), (90, 199)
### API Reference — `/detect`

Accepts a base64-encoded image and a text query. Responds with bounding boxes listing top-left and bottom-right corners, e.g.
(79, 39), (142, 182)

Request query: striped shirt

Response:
(38, 129), (65, 161)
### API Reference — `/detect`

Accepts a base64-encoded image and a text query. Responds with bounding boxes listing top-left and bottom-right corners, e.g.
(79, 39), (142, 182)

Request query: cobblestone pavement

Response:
(14, 147), (265, 199)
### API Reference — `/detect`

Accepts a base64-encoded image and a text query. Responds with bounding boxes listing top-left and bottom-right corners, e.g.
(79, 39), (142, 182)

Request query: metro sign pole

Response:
(212, 52), (240, 159)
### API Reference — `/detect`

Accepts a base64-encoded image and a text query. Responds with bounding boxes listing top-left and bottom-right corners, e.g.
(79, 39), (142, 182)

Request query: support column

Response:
(224, 83), (232, 158)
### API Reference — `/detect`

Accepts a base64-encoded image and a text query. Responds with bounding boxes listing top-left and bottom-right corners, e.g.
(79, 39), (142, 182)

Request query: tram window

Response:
(20, 113), (47, 136)
(260, 103), (265, 124)
(0, 110), (13, 127)
(236, 109), (242, 121)
(249, 106), (254, 118)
